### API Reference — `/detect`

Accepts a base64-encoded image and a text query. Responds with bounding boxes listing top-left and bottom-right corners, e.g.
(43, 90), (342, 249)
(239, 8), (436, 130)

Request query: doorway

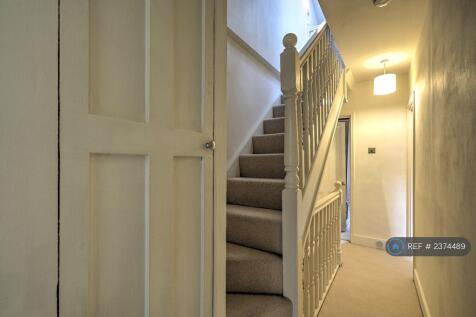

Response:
(337, 117), (351, 241)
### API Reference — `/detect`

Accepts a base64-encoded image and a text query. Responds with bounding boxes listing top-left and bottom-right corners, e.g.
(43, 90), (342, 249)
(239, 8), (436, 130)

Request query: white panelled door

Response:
(60, 0), (215, 316)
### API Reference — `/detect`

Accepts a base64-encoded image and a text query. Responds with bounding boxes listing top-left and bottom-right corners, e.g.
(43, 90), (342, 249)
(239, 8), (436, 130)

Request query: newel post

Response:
(281, 33), (302, 317)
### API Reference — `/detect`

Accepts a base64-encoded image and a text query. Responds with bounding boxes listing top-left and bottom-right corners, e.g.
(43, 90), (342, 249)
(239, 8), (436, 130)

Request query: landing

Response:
(319, 243), (422, 317)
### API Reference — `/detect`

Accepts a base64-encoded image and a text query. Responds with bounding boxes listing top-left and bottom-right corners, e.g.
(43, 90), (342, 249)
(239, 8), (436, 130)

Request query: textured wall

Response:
(410, 1), (476, 316)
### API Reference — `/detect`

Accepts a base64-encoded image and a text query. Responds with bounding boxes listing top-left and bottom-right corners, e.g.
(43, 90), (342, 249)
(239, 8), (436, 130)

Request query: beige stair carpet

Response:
(226, 104), (292, 316)
(319, 243), (423, 317)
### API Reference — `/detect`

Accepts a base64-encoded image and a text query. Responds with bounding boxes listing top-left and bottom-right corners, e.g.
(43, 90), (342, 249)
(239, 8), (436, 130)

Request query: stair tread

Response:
(227, 294), (292, 317)
(227, 204), (282, 254)
(226, 243), (283, 294)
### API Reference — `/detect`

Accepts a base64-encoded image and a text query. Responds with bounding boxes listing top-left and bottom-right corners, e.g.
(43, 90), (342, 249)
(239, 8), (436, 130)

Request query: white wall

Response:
(227, 0), (325, 172)
(0, 1), (58, 315)
(228, 0), (325, 70)
(227, 40), (281, 172)
(341, 75), (409, 248)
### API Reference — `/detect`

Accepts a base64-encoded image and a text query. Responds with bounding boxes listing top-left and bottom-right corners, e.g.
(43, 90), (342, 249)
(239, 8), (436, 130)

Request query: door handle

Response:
(204, 140), (216, 150)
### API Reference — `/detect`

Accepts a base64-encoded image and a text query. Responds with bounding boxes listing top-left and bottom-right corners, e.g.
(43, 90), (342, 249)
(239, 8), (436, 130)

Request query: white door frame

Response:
(339, 113), (354, 242)
(408, 92), (416, 274)
(213, 0), (227, 315)
(407, 92), (416, 239)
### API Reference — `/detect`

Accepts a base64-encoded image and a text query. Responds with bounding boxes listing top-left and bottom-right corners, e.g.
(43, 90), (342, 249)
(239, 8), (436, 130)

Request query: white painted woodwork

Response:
(280, 24), (346, 317)
(335, 122), (347, 231)
(89, 0), (146, 122)
(281, 33), (303, 317)
(60, 0), (219, 316)
(89, 155), (148, 316)
(0, 1), (57, 316)
(302, 182), (343, 317)
(213, 1), (228, 316)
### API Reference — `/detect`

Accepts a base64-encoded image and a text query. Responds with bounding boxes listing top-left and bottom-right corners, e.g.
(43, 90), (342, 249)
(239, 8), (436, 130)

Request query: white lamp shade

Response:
(373, 73), (396, 95)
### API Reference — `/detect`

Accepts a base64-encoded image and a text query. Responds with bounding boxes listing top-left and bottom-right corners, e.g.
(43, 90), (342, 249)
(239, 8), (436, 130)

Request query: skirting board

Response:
(414, 269), (431, 317)
(350, 234), (387, 250)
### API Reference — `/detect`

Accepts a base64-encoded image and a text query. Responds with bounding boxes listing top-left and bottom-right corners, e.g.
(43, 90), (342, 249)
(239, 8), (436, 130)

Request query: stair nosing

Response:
(252, 132), (284, 137)
(239, 153), (284, 157)
(227, 242), (282, 259)
(263, 117), (285, 121)
(228, 177), (285, 183)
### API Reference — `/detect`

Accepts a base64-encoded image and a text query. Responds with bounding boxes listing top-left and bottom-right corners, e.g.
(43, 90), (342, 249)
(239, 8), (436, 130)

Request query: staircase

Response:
(226, 23), (345, 317)
(226, 105), (292, 317)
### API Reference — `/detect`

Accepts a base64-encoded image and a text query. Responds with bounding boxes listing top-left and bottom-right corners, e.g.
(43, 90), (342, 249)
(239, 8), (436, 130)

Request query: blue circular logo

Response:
(386, 238), (404, 256)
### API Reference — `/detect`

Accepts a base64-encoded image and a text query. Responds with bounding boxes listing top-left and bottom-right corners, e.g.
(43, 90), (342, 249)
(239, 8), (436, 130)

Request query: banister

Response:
(303, 181), (344, 242)
(300, 75), (346, 235)
(299, 23), (328, 66)
(280, 23), (345, 317)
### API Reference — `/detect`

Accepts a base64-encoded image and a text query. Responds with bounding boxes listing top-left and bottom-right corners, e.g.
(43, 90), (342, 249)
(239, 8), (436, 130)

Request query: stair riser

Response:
(252, 134), (284, 154)
(263, 118), (285, 134)
(227, 295), (292, 317)
(227, 255), (283, 294)
(227, 180), (284, 210)
(227, 206), (282, 254)
(273, 105), (285, 118)
(239, 155), (285, 179)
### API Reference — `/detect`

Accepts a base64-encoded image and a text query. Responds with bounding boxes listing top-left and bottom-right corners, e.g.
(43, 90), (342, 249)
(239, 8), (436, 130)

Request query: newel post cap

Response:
(283, 33), (298, 48)
(334, 181), (345, 190)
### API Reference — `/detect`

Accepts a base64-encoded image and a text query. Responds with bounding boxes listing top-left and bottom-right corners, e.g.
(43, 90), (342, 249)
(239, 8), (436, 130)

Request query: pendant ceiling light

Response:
(373, 0), (392, 8)
(373, 59), (396, 95)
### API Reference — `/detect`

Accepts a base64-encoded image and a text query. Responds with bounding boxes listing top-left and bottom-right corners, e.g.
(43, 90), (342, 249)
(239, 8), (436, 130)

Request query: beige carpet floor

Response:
(318, 243), (423, 317)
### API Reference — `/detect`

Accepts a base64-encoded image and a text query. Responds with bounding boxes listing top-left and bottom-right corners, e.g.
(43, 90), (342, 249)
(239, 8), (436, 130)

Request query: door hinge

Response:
(204, 140), (216, 151)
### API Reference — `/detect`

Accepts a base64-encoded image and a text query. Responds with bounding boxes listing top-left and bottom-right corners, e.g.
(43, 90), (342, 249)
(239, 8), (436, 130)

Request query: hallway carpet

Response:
(319, 243), (423, 317)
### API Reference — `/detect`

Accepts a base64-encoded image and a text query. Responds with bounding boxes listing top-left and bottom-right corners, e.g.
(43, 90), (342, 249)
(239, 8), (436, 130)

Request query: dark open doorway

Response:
(338, 117), (351, 241)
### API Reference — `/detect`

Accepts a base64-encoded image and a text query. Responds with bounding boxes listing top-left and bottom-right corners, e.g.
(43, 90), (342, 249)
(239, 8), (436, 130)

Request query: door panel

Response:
(89, 154), (147, 317)
(60, 0), (214, 316)
(89, 0), (146, 122)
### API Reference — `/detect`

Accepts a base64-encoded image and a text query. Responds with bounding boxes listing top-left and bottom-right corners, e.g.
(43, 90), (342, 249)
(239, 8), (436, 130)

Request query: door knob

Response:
(204, 140), (216, 150)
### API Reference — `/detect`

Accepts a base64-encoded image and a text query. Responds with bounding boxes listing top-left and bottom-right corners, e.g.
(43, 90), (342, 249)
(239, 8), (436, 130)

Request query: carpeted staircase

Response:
(226, 104), (292, 317)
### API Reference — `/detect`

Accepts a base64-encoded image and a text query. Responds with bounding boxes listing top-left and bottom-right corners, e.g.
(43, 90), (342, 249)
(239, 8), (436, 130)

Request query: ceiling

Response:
(318, 0), (428, 82)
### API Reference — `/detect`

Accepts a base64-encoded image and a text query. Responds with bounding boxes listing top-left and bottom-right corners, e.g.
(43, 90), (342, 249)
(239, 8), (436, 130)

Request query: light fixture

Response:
(373, 0), (392, 7)
(373, 59), (396, 95)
